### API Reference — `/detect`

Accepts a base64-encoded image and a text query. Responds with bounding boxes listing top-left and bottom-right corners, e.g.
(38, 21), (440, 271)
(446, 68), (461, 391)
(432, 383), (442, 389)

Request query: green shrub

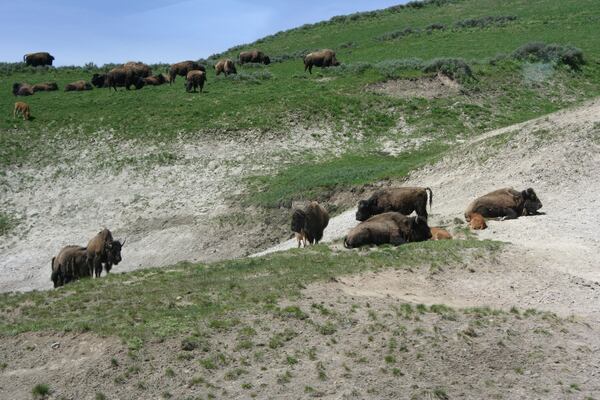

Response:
(426, 23), (446, 32)
(455, 15), (517, 29)
(376, 27), (419, 41)
(422, 58), (474, 81)
(512, 42), (585, 69)
(32, 384), (51, 398)
(374, 58), (424, 78)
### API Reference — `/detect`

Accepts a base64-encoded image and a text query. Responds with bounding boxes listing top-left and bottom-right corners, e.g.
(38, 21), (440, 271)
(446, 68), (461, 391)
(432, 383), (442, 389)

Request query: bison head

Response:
(12, 83), (22, 96)
(91, 73), (106, 88)
(521, 188), (542, 215)
(409, 216), (432, 242)
(107, 239), (124, 266)
(355, 199), (376, 221)
(291, 209), (306, 233)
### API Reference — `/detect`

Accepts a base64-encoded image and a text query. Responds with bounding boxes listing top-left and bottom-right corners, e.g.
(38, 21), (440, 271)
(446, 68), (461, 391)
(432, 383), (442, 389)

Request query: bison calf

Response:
(468, 213), (487, 230)
(465, 187), (542, 221)
(291, 202), (329, 246)
(185, 70), (206, 93)
(344, 212), (431, 248)
(13, 102), (30, 120)
(430, 227), (452, 240)
(356, 187), (433, 222)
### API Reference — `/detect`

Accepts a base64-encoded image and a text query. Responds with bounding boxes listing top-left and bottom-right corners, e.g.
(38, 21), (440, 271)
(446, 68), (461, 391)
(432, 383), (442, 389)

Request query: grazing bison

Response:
(356, 187), (433, 222)
(13, 102), (31, 120)
(105, 67), (144, 90)
(64, 80), (93, 91)
(51, 246), (90, 288)
(123, 61), (152, 78)
(12, 83), (34, 96)
(185, 70), (206, 92)
(87, 229), (124, 278)
(239, 50), (270, 65)
(344, 212), (431, 248)
(291, 202), (330, 246)
(303, 49), (340, 74)
(430, 227), (452, 240)
(143, 74), (166, 86)
(32, 82), (58, 92)
(91, 73), (106, 88)
(168, 61), (205, 84)
(468, 213), (487, 230)
(214, 59), (236, 76)
(23, 52), (54, 67)
(465, 187), (542, 220)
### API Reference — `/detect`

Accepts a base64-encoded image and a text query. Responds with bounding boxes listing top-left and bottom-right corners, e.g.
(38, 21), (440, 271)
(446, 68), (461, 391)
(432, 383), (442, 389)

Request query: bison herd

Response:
(292, 186), (542, 249)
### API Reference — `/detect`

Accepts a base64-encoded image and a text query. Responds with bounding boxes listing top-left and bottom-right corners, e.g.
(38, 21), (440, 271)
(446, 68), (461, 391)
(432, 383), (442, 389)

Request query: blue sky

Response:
(1, 0), (404, 66)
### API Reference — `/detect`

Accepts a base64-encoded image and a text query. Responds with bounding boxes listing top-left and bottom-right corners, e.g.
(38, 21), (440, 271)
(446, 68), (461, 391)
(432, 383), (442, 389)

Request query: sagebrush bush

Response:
(326, 62), (372, 75)
(376, 27), (419, 41)
(455, 15), (517, 29)
(422, 58), (474, 80)
(374, 58), (424, 78)
(512, 42), (585, 69)
(426, 23), (446, 32)
(221, 71), (272, 83)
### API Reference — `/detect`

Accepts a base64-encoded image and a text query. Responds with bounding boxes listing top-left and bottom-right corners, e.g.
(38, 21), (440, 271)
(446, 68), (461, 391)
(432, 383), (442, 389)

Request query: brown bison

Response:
(123, 61), (152, 78)
(51, 245), (90, 288)
(143, 75), (166, 86)
(13, 102), (31, 120)
(356, 187), (433, 222)
(215, 59), (237, 76)
(105, 67), (144, 91)
(91, 73), (106, 88)
(430, 227), (452, 240)
(185, 70), (206, 92)
(465, 187), (542, 220)
(12, 83), (34, 96)
(168, 61), (205, 84)
(87, 229), (124, 278)
(64, 80), (93, 91)
(468, 213), (487, 230)
(239, 50), (270, 65)
(344, 212), (431, 248)
(23, 52), (54, 67)
(32, 82), (58, 92)
(303, 49), (340, 74)
(291, 202), (330, 246)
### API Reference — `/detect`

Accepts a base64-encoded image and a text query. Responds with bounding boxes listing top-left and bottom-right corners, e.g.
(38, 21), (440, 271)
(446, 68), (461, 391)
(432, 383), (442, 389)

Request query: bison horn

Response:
(121, 238), (126, 246)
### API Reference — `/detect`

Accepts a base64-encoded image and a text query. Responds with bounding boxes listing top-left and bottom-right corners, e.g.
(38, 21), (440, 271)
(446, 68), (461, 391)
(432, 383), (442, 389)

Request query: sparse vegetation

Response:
(31, 384), (50, 398)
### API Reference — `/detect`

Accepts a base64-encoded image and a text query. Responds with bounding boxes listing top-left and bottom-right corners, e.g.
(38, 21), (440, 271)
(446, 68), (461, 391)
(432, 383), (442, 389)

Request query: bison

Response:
(344, 212), (431, 248)
(87, 229), (124, 278)
(143, 74), (166, 86)
(105, 67), (144, 91)
(64, 80), (93, 91)
(465, 187), (542, 221)
(430, 227), (452, 240)
(239, 50), (270, 65)
(51, 245), (90, 288)
(214, 59), (236, 76)
(13, 102), (31, 120)
(32, 82), (58, 92)
(291, 202), (330, 246)
(91, 73), (106, 88)
(23, 52), (54, 67)
(303, 49), (340, 74)
(468, 213), (487, 230)
(168, 61), (205, 84)
(185, 70), (206, 92)
(356, 187), (433, 222)
(12, 83), (34, 96)
(123, 61), (152, 78)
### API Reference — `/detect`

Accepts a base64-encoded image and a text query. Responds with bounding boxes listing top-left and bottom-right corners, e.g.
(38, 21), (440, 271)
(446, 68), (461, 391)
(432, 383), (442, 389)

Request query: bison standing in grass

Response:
(356, 187), (433, 222)
(168, 61), (205, 84)
(23, 52), (54, 67)
(291, 202), (330, 247)
(64, 80), (93, 91)
(105, 67), (144, 91)
(465, 187), (542, 221)
(123, 61), (152, 78)
(87, 229), (124, 278)
(214, 59), (237, 76)
(303, 49), (340, 74)
(185, 70), (206, 92)
(344, 212), (431, 248)
(51, 246), (90, 288)
(239, 50), (270, 65)
(13, 102), (31, 120)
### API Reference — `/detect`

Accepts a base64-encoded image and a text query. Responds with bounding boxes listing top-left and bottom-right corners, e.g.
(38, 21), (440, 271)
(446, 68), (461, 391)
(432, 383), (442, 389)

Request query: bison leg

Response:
(499, 208), (519, 220)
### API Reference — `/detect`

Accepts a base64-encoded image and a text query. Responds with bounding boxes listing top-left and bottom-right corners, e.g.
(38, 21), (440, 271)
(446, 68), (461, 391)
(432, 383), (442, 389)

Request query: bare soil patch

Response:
(368, 73), (462, 99)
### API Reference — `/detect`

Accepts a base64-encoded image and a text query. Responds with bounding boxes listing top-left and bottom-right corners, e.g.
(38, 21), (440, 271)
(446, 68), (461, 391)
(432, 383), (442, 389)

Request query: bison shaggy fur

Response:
(32, 82), (58, 92)
(303, 49), (340, 74)
(344, 212), (431, 248)
(291, 202), (330, 246)
(185, 70), (206, 92)
(465, 187), (542, 221)
(64, 80), (93, 91)
(23, 52), (54, 67)
(239, 50), (270, 65)
(87, 229), (124, 278)
(214, 59), (237, 76)
(91, 73), (106, 88)
(12, 83), (34, 96)
(168, 61), (205, 84)
(13, 101), (31, 120)
(143, 75), (166, 86)
(356, 187), (433, 222)
(105, 67), (144, 91)
(51, 245), (90, 288)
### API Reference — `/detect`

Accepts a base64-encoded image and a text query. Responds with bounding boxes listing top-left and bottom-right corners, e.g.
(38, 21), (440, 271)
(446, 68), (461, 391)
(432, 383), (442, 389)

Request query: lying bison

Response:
(12, 83), (34, 96)
(24, 52), (54, 67)
(87, 229), (124, 278)
(185, 70), (206, 92)
(468, 213), (487, 230)
(344, 212), (431, 248)
(430, 227), (452, 240)
(143, 74), (166, 86)
(291, 202), (330, 247)
(168, 61), (205, 84)
(51, 245), (90, 288)
(64, 80), (93, 91)
(303, 49), (340, 74)
(215, 59), (236, 76)
(239, 50), (270, 65)
(356, 187), (433, 222)
(465, 187), (542, 220)
(32, 82), (58, 92)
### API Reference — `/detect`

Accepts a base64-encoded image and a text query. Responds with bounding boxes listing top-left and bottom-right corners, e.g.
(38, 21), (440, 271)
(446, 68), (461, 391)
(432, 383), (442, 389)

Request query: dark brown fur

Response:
(86, 229), (123, 278)
(465, 187), (542, 221)
(356, 187), (432, 221)
(344, 212), (431, 248)
(64, 80), (93, 91)
(51, 246), (90, 288)
(13, 102), (30, 120)
(303, 49), (340, 74)
(185, 70), (206, 92)
(123, 61), (152, 78)
(239, 50), (270, 65)
(168, 61), (205, 84)
(23, 52), (54, 67)
(105, 67), (144, 91)
(291, 202), (329, 245)
(214, 59), (237, 76)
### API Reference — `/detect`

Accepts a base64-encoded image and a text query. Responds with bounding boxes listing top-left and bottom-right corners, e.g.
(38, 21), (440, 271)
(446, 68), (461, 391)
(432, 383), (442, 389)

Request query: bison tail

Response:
(426, 187), (433, 210)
